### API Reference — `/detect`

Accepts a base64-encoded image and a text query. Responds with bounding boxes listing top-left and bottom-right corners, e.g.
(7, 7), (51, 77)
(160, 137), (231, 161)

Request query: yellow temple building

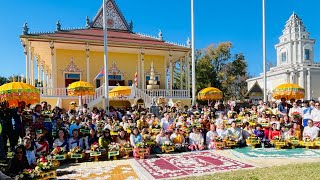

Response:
(20, 0), (191, 109)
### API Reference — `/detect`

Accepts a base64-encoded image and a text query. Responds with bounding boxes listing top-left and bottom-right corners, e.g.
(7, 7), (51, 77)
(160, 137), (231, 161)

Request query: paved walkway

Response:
(56, 148), (320, 180)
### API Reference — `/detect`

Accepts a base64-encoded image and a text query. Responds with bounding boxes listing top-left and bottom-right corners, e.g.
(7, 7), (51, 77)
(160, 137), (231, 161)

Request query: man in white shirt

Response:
(216, 123), (228, 139)
(311, 103), (320, 127)
(303, 119), (319, 141)
(302, 101), (313, 127)
(160, 113), (171, 131)
(227, 121), (243, 145)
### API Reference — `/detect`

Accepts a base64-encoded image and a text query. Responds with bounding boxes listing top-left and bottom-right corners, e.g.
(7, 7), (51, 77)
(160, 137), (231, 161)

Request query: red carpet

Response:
(136, 151), (253, 179)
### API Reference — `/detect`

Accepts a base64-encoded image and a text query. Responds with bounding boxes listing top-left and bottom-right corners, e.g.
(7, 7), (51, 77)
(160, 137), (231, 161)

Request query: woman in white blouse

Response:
(53, 129), (68, 152)
(289, 102), (302, 118)
(189, 127), (204, 151)
(303, 119), (319, 141)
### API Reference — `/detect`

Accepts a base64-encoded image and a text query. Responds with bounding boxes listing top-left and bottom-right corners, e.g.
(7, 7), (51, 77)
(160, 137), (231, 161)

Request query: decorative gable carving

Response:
(64, 58), (81, 72)
(108, 61), (123, 75)
(92, 0), (129, 31)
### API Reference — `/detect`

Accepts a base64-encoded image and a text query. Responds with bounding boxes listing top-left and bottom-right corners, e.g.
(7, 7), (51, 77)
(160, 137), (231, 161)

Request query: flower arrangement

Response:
(90, 142), (101, 152)
(162, 141), (174, 147)
(135, 142), (147, 148)
(292, 112), (302, 119)
(19, 169), (37, 180)
(122, 142), (132, 149)
(108, 142), (120, 152)
(152, 124), (161, 129)
(70, 146), (83, 154)
(51, 147), (64, 156)
(36, 156), (54, 172)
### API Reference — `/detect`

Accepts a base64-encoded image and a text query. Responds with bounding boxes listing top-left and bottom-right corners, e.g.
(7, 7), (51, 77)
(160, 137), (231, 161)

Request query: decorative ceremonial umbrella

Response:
(197, 87), (223, 101)
(272, 83), (305, 100)
(0, 82), (40, 107)
(67, 81), (95, 107)
(109, 86), (131, 98)
(67, 81), (95, 96)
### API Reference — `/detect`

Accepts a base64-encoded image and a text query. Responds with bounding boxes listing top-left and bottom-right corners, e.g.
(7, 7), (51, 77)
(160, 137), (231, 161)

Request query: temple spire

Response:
(56, 20), (61, 31)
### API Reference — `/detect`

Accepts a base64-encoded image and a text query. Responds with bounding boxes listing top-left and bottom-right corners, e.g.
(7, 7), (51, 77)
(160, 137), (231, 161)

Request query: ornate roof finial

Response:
(128, 20), (133, 32)
(56, 20), (61, 31)
(187, 37), (191, 48)
(85, 16), (91, 28)
(23, 22), (29, 35)
(158, 30), (163, 41)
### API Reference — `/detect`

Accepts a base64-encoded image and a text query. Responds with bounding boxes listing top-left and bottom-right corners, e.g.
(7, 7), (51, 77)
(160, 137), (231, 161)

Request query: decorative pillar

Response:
(169, 51), (173, 95)
(50, 41), (56, 88)
(299, 70), (305, 98)
(86, 43), (90, 83)
(36, 56), (41, 87)
(180, 58), (183, 89)
(22, 40), (30, 84)
(30, 48), (35, 86)
(42, 63), (46, 88)
(187, 53), (191, 96)
(137, 53), (141, 88)
(141, 49), (145, 89)
(307, 68), (311, 100)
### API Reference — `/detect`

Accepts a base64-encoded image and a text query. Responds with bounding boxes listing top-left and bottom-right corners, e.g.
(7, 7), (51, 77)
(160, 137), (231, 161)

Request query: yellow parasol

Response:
(272, 83), (305, 100)
(0, 82), (40, 107)
(67, 81), (95, 96)
(197, 87), (223, 101)
(109, 86), (131, 98)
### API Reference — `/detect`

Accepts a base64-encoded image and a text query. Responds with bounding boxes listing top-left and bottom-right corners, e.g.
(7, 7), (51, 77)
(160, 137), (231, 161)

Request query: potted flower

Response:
(108, 142), (120, 160)
(292, 112), (302, 120)
(51, 147), (66, 161)
(18, 169), (37, 180)
(90, 142), (102, 161)
(134, 142), (150, 159)
(69, 146), (83, 163)
(35, 156), (57, 179)
(214, 137), (224, 150)
(246, 135), (260, 148)
(122, 142), (133, 158)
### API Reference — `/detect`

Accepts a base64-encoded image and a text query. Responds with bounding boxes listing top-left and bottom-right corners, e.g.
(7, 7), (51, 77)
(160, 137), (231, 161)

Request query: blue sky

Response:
(0, 0), (319, 77)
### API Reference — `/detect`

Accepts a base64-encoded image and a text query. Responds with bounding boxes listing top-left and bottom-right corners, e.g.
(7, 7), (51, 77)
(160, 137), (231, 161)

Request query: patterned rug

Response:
(135, 151), (253, 179)
(57, 164), (139, 180)
(230, 148), (320, 159)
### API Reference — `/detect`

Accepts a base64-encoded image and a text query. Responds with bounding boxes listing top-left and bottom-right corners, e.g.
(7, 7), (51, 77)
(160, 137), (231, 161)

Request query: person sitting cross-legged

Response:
(188, 127), (205, 151)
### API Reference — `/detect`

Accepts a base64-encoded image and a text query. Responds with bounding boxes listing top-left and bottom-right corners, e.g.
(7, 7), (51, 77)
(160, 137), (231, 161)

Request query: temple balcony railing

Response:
(141, 89), (189, 98)
(38, 87), (190, 99)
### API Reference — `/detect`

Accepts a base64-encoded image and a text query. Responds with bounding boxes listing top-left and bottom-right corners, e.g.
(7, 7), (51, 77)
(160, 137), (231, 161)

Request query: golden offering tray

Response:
(161, 145), (175, 153)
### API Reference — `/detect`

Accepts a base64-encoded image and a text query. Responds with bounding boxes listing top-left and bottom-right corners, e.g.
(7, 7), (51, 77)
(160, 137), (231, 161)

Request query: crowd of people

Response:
(0, 98), (320, 178)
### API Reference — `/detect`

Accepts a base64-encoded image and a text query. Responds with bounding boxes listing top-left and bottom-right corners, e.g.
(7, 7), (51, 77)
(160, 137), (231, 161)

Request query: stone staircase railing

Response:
(132, 86), (154, 107)
(83, 84), (105, 108)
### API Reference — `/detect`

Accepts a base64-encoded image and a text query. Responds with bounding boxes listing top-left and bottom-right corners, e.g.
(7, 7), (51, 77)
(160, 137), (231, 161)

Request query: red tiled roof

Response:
(29, 29), (189, 49)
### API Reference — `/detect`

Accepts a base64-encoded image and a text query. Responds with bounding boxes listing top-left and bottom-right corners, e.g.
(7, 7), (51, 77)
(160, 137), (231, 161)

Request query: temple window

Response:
(281, 52), (287, 62)
(304, 49), (310, 60)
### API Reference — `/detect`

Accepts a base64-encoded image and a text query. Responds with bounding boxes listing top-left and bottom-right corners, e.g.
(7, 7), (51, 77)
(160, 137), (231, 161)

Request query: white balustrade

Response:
(141, 89), (189, 98)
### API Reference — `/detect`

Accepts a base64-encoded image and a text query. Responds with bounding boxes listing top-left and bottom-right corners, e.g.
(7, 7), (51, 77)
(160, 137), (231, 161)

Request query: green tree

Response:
(0, 76), (8, 85)
(195, 42), (249, 101)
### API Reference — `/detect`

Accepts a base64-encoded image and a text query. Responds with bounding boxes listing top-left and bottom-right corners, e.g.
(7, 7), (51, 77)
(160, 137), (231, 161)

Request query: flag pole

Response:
(103, 0), (109, 114)
(262, 0), (267, 102)
(191, 0), (196, 105)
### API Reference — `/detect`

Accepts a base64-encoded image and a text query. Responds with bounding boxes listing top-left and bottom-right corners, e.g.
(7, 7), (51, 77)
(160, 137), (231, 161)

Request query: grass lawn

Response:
(180, 162), (320, 180)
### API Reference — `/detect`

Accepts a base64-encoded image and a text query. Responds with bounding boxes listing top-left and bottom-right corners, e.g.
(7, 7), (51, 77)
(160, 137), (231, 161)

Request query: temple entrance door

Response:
(65, 73), (81, 87)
